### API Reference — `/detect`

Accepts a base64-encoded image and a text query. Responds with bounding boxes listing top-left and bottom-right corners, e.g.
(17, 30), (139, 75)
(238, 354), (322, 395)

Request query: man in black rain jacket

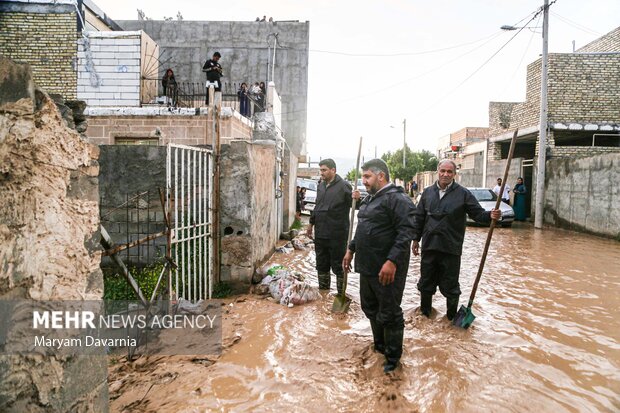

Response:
(343, 159), (415, 373)
(307, 159), (352, 294)
(411, 159), (500, 320)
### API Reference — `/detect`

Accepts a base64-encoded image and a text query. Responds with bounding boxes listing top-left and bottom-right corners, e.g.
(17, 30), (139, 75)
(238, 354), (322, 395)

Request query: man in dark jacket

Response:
(412, 159), (500, 320)
(307, 159), (352, 295)
(343, 159), (415, 373)
(202, 52), (222, 105)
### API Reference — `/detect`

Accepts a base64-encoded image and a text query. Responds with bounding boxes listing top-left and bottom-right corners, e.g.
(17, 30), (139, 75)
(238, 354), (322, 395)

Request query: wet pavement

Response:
(109, 221), (620, 412)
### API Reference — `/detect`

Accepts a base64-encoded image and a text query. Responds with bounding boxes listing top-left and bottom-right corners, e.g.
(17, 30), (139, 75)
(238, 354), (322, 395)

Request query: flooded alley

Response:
(109, 224), (620, 412)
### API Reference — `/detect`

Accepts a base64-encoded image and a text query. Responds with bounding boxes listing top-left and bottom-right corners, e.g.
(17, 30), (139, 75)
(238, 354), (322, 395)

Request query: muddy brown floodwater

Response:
(109, 222), (620, 413)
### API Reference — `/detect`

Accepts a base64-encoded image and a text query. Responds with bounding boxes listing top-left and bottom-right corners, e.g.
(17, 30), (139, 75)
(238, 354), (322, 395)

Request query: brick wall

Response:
(577, 26), (620, 53)
(490, 53), (620, 136)
(86, 113), (253, 146)
(552, 146), (620, 158)
(450, 127), (488, 146)
(0, 10), (77, 99)
(547, 53), (620, 124)
(77, 33), (142, 106)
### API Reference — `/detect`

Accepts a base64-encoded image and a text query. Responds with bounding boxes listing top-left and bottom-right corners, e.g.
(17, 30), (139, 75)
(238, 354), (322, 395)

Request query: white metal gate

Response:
(166, 143), (214, 301)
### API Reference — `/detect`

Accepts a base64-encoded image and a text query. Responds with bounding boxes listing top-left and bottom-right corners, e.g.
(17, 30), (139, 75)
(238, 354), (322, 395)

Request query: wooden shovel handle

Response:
(467, 129), (518, 307)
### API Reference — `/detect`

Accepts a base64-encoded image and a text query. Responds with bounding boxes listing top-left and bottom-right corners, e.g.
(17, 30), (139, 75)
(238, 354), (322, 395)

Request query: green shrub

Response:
(103, 263), (166, 301)
(212, 282), (232, 298)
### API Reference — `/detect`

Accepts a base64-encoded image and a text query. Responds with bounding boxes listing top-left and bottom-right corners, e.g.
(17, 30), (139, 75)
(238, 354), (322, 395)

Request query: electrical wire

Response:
(550, 11), (601, 37)
(308, 31), (504, 57)
(497, 12), (542, 100)
(416, 4), (548, 115)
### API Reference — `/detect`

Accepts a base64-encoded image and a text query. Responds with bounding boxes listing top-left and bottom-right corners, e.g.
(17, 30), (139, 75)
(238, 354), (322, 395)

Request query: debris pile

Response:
(253, 265), (320, 307)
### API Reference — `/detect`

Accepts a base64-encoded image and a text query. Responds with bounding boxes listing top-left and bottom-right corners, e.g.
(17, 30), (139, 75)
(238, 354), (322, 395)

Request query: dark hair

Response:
(213, 52), (221, 58)
(319, 158), (336, 170)
(361, 158), (390, 181)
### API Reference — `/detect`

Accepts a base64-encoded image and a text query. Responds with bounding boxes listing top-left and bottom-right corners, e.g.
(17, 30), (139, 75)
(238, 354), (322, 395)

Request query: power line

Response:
(307, 31), (503, 57)
(550, 11), (601, 36)
(417, 4), (548, 115)
(497, 12), (542, 100)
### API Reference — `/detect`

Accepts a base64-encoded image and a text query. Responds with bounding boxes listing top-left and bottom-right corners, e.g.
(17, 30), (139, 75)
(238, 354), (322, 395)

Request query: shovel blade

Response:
(453, 305), (476, 329)
(331, 294), (352, 313)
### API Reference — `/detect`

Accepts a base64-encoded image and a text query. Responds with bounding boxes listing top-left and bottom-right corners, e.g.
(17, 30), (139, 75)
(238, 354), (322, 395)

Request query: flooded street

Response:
(110, 223), (620, 412)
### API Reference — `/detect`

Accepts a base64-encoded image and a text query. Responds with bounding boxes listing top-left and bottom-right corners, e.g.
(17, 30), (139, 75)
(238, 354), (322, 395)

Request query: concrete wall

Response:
(282, 147), (299, 228)
(484, 158), (523, 190)
(0, 57), (107, 412)
(116, 19), (309, 156)
(77, 31), (159, 106)
(0, 2), (78, 99)
(544, 153), (620, 238)
(220, 140), (279, 291)
(457, 152), (485, 188)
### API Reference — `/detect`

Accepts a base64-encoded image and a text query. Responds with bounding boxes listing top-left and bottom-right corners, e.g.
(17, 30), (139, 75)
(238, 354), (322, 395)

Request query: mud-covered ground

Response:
(109, 220), (620, 412)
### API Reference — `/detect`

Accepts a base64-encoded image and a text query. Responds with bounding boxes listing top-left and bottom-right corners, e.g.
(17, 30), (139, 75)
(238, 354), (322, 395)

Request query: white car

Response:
(467, 188), (515, 227)
(297, 178), (317, 212)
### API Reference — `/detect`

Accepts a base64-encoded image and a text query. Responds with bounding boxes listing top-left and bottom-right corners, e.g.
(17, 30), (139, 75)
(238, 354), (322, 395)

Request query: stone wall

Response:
(577, 26), (620, 53)
(116, 19), (309, 156)
(0, 3), (78, 99)
(220, 141), (279, 291)
(544, 153), (620, 238)
(0, 56), (107, 412)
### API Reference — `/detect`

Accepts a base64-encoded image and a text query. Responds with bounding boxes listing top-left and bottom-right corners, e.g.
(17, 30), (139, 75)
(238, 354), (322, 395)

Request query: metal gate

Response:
(166, 143), (214, 301)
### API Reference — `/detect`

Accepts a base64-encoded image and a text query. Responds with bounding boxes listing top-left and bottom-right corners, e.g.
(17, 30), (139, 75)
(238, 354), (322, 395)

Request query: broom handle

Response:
(342, 136), (363, 296)
(466, 129), (518, 308)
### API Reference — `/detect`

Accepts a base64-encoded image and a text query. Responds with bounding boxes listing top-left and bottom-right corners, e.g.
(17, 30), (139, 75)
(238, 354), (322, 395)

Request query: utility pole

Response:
(534, 0), (549, 229)
(403, 118), (407, 168)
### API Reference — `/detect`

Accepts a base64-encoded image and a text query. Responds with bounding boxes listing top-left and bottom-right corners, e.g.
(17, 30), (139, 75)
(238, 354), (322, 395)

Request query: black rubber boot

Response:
(383, 327), (404, 373)
(446, 296), (459, 321)
(369, 320), (385, 354)
(420, 293), (433, 318)
(318, 273), (330, 290)
(336, 274), (345, 296)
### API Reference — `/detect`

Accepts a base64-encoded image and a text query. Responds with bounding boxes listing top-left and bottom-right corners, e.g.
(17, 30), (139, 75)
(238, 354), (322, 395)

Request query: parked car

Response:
(297, 178), (318, 212)
(354, 178), (369, 209)
(467, 188), (515, 227)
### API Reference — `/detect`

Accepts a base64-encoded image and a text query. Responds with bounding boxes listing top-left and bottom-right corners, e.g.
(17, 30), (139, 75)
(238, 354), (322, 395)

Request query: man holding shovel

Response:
(411, 159), (500, 320)
(343, 159), (415, 373)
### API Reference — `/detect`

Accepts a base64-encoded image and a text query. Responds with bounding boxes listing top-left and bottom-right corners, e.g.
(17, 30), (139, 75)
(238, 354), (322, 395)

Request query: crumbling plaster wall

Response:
(0, 57), (107, 412)
(220, 140), (278, 290)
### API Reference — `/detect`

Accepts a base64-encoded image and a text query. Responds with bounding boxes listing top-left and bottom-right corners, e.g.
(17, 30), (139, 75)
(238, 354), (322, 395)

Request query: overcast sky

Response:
(95, 0), (620, 165)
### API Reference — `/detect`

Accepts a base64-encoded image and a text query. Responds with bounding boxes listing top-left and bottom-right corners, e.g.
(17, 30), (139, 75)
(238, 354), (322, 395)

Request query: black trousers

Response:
(360, 273), (406, 329)
(314, 237), (347, 276)
(417, 250), (462, 298)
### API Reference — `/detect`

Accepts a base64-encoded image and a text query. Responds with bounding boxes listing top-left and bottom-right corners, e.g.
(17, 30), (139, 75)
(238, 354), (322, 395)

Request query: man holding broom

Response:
(343, 159), (415, 373)
(411, 159), (500, 320)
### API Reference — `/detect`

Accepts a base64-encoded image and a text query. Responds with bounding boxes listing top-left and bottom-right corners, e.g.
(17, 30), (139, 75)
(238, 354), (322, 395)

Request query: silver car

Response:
(467, 188), (515, 227)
